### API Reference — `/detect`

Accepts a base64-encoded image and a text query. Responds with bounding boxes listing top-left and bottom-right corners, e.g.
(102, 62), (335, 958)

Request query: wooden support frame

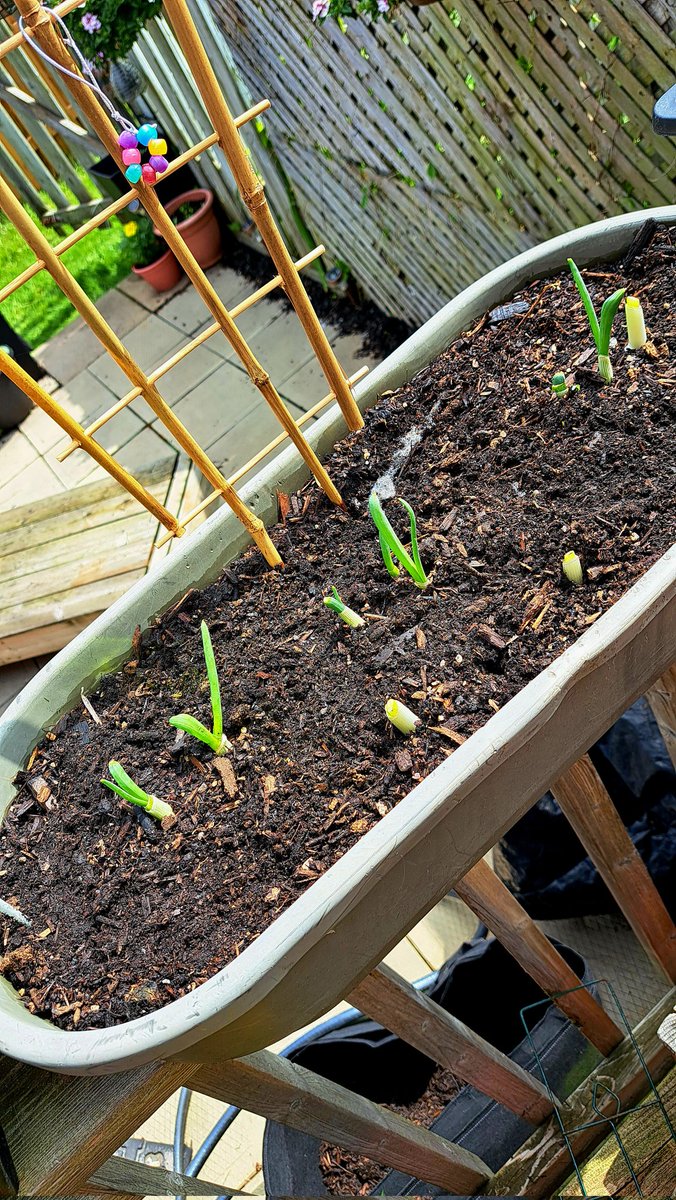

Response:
(646, 663), (676, 771)
(349, 962), (555, 1123)
(193, 1048), (491, 1192)
(455, 859), (623, 1056)
(551, 753), (676, 983)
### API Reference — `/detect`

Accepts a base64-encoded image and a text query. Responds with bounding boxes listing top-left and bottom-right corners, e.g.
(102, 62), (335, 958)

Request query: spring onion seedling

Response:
(385, 698), (420, 735)
(562, 551), (583, 586)
(0, 898), (30, 927)
(368, 493), (428, 588)
(567, 259), (625, 383)
(323, 587), (365, 628)
(169, 620), (233, 755)
(101, 761), (175, 822)
(551, 372), (568, 396)
(625, 296), (647, 350)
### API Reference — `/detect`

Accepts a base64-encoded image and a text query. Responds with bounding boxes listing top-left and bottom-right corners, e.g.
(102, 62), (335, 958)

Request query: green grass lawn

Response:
(0, 204), (137, 350)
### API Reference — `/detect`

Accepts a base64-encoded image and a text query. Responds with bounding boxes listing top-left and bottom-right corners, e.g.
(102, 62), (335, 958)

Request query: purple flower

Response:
(312, 0), (330, 20)
(377, 0), (389, 11)
(81, 12), (101, 33)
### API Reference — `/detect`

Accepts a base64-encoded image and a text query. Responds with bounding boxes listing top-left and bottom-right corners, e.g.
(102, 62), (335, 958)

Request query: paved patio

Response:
(0, 261), (374, 715)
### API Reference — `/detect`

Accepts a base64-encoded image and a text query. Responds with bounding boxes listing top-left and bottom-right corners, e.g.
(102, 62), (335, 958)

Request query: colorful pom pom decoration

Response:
(149, 155), (169, 173)
(148, 137), (168, 156)
(124, 163), (142, 184)
(122, 147), (141, 166)
(118, 129), (138, 150)
(141, 164), (157, 184)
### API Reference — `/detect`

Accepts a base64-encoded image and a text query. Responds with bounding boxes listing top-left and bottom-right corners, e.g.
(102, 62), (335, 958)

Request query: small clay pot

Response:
(159, 188), (222, 269)
(132, 246), (183, 293)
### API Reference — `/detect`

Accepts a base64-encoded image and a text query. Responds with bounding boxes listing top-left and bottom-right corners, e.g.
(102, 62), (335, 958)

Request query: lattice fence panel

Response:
(214, 0), (675, 326)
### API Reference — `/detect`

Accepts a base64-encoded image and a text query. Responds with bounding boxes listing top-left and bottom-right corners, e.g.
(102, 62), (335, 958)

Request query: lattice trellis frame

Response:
(0, 0), (368, 566)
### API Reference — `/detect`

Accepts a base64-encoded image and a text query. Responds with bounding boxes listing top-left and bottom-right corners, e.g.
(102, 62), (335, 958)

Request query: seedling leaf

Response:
(368, 492), (428, 588)
(568, 258), (600, 349)
(169, 621), (232, 755)
(598, 288), (626, 355)
(169, 713), (219, 752)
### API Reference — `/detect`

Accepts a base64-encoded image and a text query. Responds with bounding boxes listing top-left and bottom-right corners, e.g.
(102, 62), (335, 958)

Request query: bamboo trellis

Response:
(0, 0), (366, 567)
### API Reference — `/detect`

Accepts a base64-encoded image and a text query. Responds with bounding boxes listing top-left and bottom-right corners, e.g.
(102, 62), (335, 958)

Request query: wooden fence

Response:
(212, 0), (676, 325)
(0, 13), (107, 223)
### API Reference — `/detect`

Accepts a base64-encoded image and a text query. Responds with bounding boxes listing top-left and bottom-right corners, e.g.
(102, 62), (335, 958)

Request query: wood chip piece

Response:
(394, 749), (413, 773)
(214, 757), (238, 798)
(415, 627), (427, 650)
(27, 776), (51, 808)
(433, 725), (467, 746)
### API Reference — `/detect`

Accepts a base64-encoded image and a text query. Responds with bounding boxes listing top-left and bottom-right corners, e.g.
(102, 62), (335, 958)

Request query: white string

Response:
(18, 3), (136, 133)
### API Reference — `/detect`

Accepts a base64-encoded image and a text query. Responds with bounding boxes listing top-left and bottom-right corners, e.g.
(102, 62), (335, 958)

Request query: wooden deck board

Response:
(0, 458), (176, 665)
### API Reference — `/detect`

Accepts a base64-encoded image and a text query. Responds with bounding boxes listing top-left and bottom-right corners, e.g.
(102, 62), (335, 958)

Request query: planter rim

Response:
(0, 205), (674, 1074)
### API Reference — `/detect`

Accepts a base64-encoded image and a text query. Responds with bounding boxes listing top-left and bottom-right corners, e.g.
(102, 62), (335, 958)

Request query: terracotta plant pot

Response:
(158, 188), (222, 270)
(132, 246), (183, 293)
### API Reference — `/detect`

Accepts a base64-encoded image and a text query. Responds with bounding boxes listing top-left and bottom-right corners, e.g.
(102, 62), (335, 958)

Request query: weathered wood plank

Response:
(0, 1053), (193, 1194)
(0, 613), (97, 667)
(193, 1048), (491, 1192)
(455, 860), (623, 1055)
(349, 962), (555, 1123)
(646, 663), (676, 771)
(551, 754), (676, 983)
(487, 990), (676, 1197)
(87, 1153), (250, 1196)
(0, 568), (147, 642)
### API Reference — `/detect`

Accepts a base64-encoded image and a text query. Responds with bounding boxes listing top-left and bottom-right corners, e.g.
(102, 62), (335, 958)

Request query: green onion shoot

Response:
(323, 586), (365, 628)
(169, 620), (233, 756)
(101, 761), (174, 823)
(562, 551), (583, 586)
(368, 492), (428, 588)
(385, 698), (420, 735)
(567, 259), (625, 383)
(0, 898), (31, 927)
(551, 372), (568, 396)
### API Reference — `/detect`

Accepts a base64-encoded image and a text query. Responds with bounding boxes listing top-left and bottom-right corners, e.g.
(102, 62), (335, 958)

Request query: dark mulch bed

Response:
(320, 1063), (463, 1195)
(0, 223), (673, 1032)
(223, 230), (414, 359)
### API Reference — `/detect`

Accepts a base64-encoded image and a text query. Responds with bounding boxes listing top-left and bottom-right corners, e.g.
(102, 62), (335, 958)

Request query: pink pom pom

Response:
(118, 129), (138, 150)
(141, 164), (157, 184)
(122, 148), (141, 165)
(149, 155), (169, 174)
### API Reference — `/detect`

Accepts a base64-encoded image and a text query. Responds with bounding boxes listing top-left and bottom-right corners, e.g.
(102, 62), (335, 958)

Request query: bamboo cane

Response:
(161, 0), (364, 435)
(156, 365), (370, 547)
(0, 176), (281, 568)
(0, 102), (270, 305)
(0, 350), (183, 536)
(13, 0), (343, 509)
(0, 0), (83, 60)
(57, 245), (326, 460)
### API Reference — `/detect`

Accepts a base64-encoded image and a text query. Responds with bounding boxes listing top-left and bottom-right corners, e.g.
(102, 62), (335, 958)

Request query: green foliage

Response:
(125, 215), (163, 269)
(0, 205), (135, 349)
(567, 259), (625, 356)
(368, 493), (428, 588)
(169, 621), (232, 755)
(64, 0), (163, 64)
(101, 762), (174, 823)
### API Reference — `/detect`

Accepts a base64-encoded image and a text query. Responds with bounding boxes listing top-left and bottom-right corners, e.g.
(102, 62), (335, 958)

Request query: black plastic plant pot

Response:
(263, 935), (598, 1195)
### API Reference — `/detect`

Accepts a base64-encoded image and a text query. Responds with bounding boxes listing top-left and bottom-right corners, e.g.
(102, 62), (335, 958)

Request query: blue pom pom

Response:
(125, 163), (143, 184)
(136, 123), (157, 147)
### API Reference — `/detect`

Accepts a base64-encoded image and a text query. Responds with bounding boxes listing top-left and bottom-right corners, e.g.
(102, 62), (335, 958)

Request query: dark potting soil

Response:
(319, 1063), (463, 1195)
(1, 224), (674, 1032)
(223, 230), (414, 359)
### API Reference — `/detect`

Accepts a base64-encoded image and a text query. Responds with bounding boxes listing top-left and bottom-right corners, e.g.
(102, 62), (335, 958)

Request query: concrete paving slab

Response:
(0, 428), (41, 489)
(165, 360), (263, 452)
(88, 315), (185, 398)
(207, 400), (287, 479)
(202, 296), (285, 360)
(158, 265), (244, 335)
(116, 268), (189, 313)
(0, 455), (61, 510)
(33, 291), (147, 385)
(20, 373), (122, 456)
(50, 402), (147, 488)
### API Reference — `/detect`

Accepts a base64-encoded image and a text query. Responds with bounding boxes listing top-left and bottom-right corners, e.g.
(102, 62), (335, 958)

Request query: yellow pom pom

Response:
(148, 137), (167, 156)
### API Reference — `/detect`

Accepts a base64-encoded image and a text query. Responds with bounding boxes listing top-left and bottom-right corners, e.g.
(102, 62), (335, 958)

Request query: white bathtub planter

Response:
(0, 207), (674, 1076)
